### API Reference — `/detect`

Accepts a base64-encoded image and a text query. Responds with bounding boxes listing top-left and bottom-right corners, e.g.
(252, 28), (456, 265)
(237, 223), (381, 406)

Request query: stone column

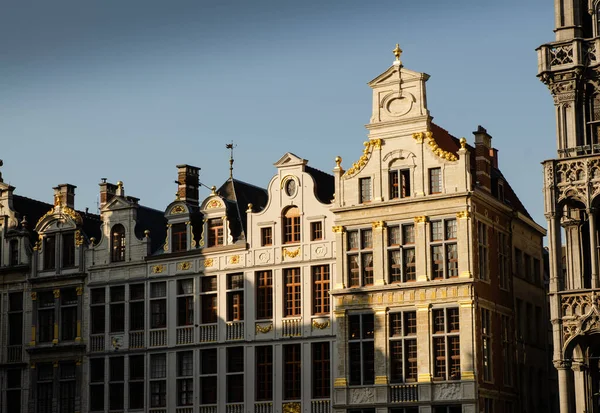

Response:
(53, 289), (60, 344)
(372, 222), (386, 286)
(572, 361), (588, 413)
(416, 303), (432, 383)
(30, 292), (37, 346)
(589, 208), (598, 288)
(546, 213), (561, 293)
(456, 211), (472, 278)
(414, 216), (429, 282)
(75, 286), (83, 343)
(554, 360), (572, 413)
(333, 309), (348, 390)
(373, 308), (388, 403)
(458, 299), (475, 379)
(332, 226), (346, 289)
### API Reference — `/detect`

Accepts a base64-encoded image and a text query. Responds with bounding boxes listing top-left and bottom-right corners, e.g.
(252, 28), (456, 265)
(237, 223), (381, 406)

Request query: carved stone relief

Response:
(433, 383), (461, 401)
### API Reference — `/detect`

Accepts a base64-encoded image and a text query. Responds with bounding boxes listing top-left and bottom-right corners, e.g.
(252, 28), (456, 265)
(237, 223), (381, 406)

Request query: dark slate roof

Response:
(305, 165), (334, 204)
(12, 194), (102, 240)
(430, 123), (532, 219)
(217, 178), (268, 241)
(134, 205), (168, 253)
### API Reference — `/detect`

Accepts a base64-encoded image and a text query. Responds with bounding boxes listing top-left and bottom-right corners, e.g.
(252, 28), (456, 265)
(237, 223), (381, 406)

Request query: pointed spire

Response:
(226, 142), (237, 179)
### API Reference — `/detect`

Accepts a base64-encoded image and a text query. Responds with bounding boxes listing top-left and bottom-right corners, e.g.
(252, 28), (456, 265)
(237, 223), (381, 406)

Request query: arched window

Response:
(283, 206), (301, 244)
(111, 224), (126, 262)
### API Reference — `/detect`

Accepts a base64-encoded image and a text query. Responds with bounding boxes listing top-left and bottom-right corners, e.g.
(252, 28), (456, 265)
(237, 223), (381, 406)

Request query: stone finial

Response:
(335, 156), (342, 168)
(393, 43), (403, 65)
(460, 137), (467, 149)
(0, 159), (3, 183)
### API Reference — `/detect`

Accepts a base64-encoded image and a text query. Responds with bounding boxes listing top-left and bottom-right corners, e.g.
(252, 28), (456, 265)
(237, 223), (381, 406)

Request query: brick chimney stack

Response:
(53, 184), (76, 209)
(473, 125), (492, 192)
(176, 165), (200, 206)
(99, 179), (118, 208)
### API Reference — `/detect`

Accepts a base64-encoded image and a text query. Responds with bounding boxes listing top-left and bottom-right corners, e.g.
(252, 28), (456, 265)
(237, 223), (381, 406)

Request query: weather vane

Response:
(226, 141), (237, 179)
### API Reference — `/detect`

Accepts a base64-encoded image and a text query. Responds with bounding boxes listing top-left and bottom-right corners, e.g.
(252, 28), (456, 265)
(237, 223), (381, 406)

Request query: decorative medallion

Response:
(282, 403), (301, 413)
(151, 265), (166, 274)
(31, 292), (37, 301)
(255, 323), (273, 334)
(282, 247), (300, 259)
(76, 287), (83, 296)
(53, 289), (60, 298)
(229, 255), (240, 264)
(170, 205), (186, 215)
(177, 261), (192, 271)
(285, 178), (297, 197)
(204, 258), (214, 268)
(332, 225), (345, 233)
(312, 319), (330, 330)
(207, 199), (222, 209)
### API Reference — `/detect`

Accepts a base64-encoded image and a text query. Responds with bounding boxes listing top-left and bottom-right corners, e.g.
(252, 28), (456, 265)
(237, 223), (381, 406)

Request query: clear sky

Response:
(1, 0), (556, 227)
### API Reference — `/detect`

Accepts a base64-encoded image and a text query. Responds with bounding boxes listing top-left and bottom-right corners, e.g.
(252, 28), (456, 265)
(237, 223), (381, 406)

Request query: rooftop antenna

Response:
(226, 141), (237, 179)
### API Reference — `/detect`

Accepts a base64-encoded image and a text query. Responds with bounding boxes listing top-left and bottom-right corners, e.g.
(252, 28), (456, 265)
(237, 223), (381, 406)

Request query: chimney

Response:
(473, 125), (492, 192)
(53, 184), (76, 209)
(99, 179), (118, 208)
(490, 148), (499, 169)
(176, 165), (200, 206)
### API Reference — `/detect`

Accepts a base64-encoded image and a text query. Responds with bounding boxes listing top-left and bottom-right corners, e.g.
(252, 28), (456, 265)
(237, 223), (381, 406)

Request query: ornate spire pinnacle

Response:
(393, 43), (402, 66)
(226, 142), (237, 179)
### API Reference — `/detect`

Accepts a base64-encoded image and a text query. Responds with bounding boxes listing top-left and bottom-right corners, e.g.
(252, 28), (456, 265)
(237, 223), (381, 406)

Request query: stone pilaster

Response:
(416, 303), (432, 383)
(332, 226), (346, 289)
(372, 221), (386, 285)
(456, 211), (472, 278)
(458, 299), (475, 378)
(414, 216), (429, 282)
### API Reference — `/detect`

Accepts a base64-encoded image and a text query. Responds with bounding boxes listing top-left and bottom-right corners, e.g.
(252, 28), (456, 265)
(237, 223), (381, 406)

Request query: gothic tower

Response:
(538, 1), (600, 412)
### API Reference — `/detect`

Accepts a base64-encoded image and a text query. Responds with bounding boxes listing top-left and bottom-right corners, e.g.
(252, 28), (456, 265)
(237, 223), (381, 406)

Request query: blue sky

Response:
(1, 0), (556, 226)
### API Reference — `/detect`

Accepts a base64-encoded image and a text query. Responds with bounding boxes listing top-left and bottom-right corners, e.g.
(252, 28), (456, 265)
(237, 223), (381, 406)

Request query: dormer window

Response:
(498, 182), (505, 203)
(283, 207), (301, 244)
(172, 223), (187, 252)
(9, 240), (18, 266)
(207, 218), (224, 247)
(62, 232), (75, 267)
(111, 225), (126, 262)
(44, 236), (56, 270)
(390, 169), (411, 199)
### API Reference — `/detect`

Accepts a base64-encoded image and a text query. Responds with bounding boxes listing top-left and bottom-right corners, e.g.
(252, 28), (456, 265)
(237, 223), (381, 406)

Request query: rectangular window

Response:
(227, 273), (244, 321)
(256, 346), (273, 401)
(62, 232), (75, 267)
(348, 313), (375, 386)
(6, 369), (21, 413)
(498, 232), (510, 290)
(256, 270), (273, 320)
(284, 207), (301, 243)
(284, 343), (301, 399)
(501, 315), (513, 386)
(177, 279), (194, 326)
(227, 347), (244, 403)
(90, 288), (105, 334)
(478, 221), (489, 280)
(312, 342), (330, 398)
(524, 253), (532, 282)
(310, 221), (323, 241)
(347, 229), (373, 287)
(150, 354), (167, 408)
(390, 169), (411, 199)
(90, 359), (104, 411)
(44, 236), (56, 270)
(58, 362), (76, 413)
(8, 292), (23, 346)
(200, 348), (217, 404)
(284, 268), (301, 317)
(389, 311), (418, 383)
(9, 239), (19, 266)
(261, 227), (273, 246)
(432, 308), (460, 381)
(177, 351), (193, 406)
(430, 219), (458, 279)
(150, 282), (167, 329)
(37, 291), (55, 343)
(207, 218), (224, 247)
(514, 248), (523, 278)
(359, 177), (372, 203)
(110, 286), (125, 333)
(201, 276), (218, 324)
(388, 224), (416, 283)
(482, 308), (492, 382)
(129, 355), (145, 410)
(129, 284), (145, 331)
(109, 357), (124, 410)
(172, 222), (187, 252)
(37, 363), (54, 413)
(60, 288), (78, 341)
(429, 167), (442, 194)
(312, 265), (330, 315)
(533, 258), (541, 286)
